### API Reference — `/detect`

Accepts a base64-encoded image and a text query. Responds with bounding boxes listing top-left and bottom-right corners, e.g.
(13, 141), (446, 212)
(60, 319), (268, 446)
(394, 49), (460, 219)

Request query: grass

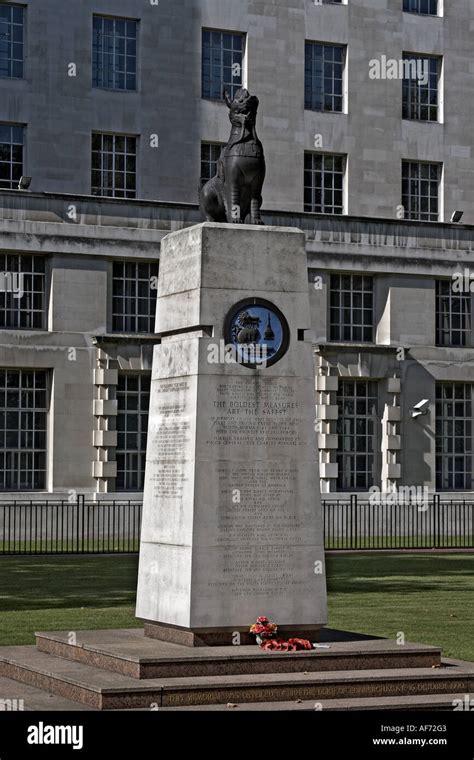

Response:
(326, 552), (474, 662)
(0, 552), (472, 661)
(0, 555), (141, 647)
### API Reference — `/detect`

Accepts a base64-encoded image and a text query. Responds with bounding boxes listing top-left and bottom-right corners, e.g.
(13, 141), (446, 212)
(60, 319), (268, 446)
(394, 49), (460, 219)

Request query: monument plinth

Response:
(136, 222), (327, 645)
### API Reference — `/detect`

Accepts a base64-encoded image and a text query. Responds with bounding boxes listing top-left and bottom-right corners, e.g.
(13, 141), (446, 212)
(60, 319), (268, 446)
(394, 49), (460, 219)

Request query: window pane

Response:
(112, 261), (158, 333)
(0, 369), (48, 491)
(202, 29), (244, 100)
(116, 373), (151, 491)
(93, 15), (138, 90)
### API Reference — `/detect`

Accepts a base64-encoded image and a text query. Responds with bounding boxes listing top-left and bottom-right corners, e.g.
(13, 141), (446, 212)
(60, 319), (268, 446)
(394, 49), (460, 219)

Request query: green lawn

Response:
(326, 552), (474, 662)
(0, 555), (141, 647)
(0, 552), (472, 662)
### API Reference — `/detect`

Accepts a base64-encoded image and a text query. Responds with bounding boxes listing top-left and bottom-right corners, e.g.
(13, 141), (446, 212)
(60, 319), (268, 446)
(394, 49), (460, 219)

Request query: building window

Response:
(92, 15), (137, 91)
(0, 369), (48, 491)
(201, 142), (223, 185)
(336, 380), (378, 491)
(329, 274), (374, 342)
(0, 123), (23, 189)
(0, 3), (23, 78)
(0, 254), (46, 329)
(305, 42), (345, 112)
(402, 160), (440, 221)
(116, 373), (150, 491)
(112, 261), (158, 334)
(202, 29), (244, 100)
(436, 280), (471, 348)
(304, 153), (344, 214)
(403, 0), (438, 14)
(436, 383), (473, 490)
(91, 133), (137, 198)
(402, 54), (440, 122)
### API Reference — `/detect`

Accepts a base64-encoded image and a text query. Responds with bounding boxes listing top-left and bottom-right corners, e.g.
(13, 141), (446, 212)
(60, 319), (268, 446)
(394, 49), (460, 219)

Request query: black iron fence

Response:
(323, 495), (474, 550)
(0, 495), (473, 555)
(0, 497), (142, 555)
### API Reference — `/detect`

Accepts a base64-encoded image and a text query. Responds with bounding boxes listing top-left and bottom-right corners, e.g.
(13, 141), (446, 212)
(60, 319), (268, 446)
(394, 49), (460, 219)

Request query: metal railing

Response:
(0, 497), (142, 555)
(0, 495), (473, 555)
(323, 495), (474, 550)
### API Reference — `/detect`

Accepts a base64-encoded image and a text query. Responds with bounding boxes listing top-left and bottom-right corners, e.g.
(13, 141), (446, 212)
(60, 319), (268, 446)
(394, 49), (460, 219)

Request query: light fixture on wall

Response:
(18, 176), (32, 191)
(450, 210), (463, 223)
(410, 399), (430, 419)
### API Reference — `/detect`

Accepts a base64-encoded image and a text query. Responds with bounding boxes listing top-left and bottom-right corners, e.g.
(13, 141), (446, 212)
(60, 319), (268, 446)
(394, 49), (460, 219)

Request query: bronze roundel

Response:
(224, 298), (290, 369)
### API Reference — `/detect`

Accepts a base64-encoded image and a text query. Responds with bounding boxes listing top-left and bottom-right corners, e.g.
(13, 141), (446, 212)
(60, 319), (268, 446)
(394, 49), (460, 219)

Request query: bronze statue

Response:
(200, 88), (266, 225)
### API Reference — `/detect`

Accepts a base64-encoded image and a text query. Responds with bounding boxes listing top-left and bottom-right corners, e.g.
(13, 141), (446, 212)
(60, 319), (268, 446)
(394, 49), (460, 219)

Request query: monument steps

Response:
(34, 629), (442, 679)
(0, 673), (464, 712)
(158, 693), (466, 711)
(0, 641), (473, 710)
(0, 675), (96, 711)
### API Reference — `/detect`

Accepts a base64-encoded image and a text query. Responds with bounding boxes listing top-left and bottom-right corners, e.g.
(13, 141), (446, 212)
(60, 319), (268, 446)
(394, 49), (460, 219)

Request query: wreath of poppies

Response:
(249, 616), (313, 652)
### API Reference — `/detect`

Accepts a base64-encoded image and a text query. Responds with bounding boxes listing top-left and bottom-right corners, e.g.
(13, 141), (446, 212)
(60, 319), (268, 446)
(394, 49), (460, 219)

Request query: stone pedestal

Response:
(135, 223), (327, 644)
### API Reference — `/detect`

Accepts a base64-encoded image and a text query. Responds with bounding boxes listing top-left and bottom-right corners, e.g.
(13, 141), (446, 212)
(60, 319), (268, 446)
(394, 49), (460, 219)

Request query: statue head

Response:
(223, 88), (259, 121)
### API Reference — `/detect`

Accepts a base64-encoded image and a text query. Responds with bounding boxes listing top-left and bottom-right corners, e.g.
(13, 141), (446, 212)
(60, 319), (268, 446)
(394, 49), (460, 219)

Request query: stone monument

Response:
(135, 222), (328, 645)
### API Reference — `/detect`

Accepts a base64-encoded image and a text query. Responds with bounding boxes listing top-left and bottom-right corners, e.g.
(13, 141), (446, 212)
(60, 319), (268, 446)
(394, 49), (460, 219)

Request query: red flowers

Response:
(249, 615), (278, 639)
(260, 638), (313, 652)
(249, 616), (313, 652)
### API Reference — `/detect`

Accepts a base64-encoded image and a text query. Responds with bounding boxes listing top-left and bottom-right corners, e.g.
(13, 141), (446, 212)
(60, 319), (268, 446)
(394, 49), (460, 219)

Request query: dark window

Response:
(112, 261), (158, 334)
(0, 369), (48, 490)
(116, 373), (150, 491)
(0, 254), (46, 329)
(304, 153), (344, 214)
(92, 15), (137, 91)
(402, 54), (440, 122)
(329, 274), (374, 342)
(305, 42), (344, 112)
(436, 280), (471, 348)
(202, 29), (244, 100)
(0, 123), (23, 189)
(200, 142), (223, 185)
(0, 3), (24, 78)
(91, 133), (137, 198)
(403, 0), (438, 14)
(336, 380), (378, 491)
(402, 160), (440, 221)
(436, 383), (473, 490)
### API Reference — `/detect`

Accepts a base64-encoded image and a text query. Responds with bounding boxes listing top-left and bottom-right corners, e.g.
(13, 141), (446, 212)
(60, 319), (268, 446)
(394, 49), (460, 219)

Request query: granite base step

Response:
(160, 693), (470, 711)
(35, 628), (442, 679)
(0, 645), (473, 710)
(0, 675), (97, 711)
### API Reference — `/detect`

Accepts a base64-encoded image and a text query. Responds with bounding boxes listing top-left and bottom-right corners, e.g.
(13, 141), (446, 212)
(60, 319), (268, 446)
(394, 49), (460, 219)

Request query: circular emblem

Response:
(224, 298), (290, 369)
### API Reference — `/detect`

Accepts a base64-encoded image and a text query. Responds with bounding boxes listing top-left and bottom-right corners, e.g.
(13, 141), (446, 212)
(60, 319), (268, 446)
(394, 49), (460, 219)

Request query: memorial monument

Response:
(136, 90), (327, 646)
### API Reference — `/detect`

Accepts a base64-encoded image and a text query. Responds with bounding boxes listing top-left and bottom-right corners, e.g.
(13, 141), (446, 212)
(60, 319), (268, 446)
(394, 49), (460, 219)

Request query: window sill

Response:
(92, 333), (159, 344)
(304, 108), (346, 116)
(402, 118), (442, 125)
(316, 342), (402, 352)
(92, 88), (139, 95)
(403, 12), (441, 18)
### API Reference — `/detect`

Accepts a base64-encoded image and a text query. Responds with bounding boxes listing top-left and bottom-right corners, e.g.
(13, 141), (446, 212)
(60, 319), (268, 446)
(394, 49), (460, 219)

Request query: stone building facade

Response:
(0, 0), (473, 497)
